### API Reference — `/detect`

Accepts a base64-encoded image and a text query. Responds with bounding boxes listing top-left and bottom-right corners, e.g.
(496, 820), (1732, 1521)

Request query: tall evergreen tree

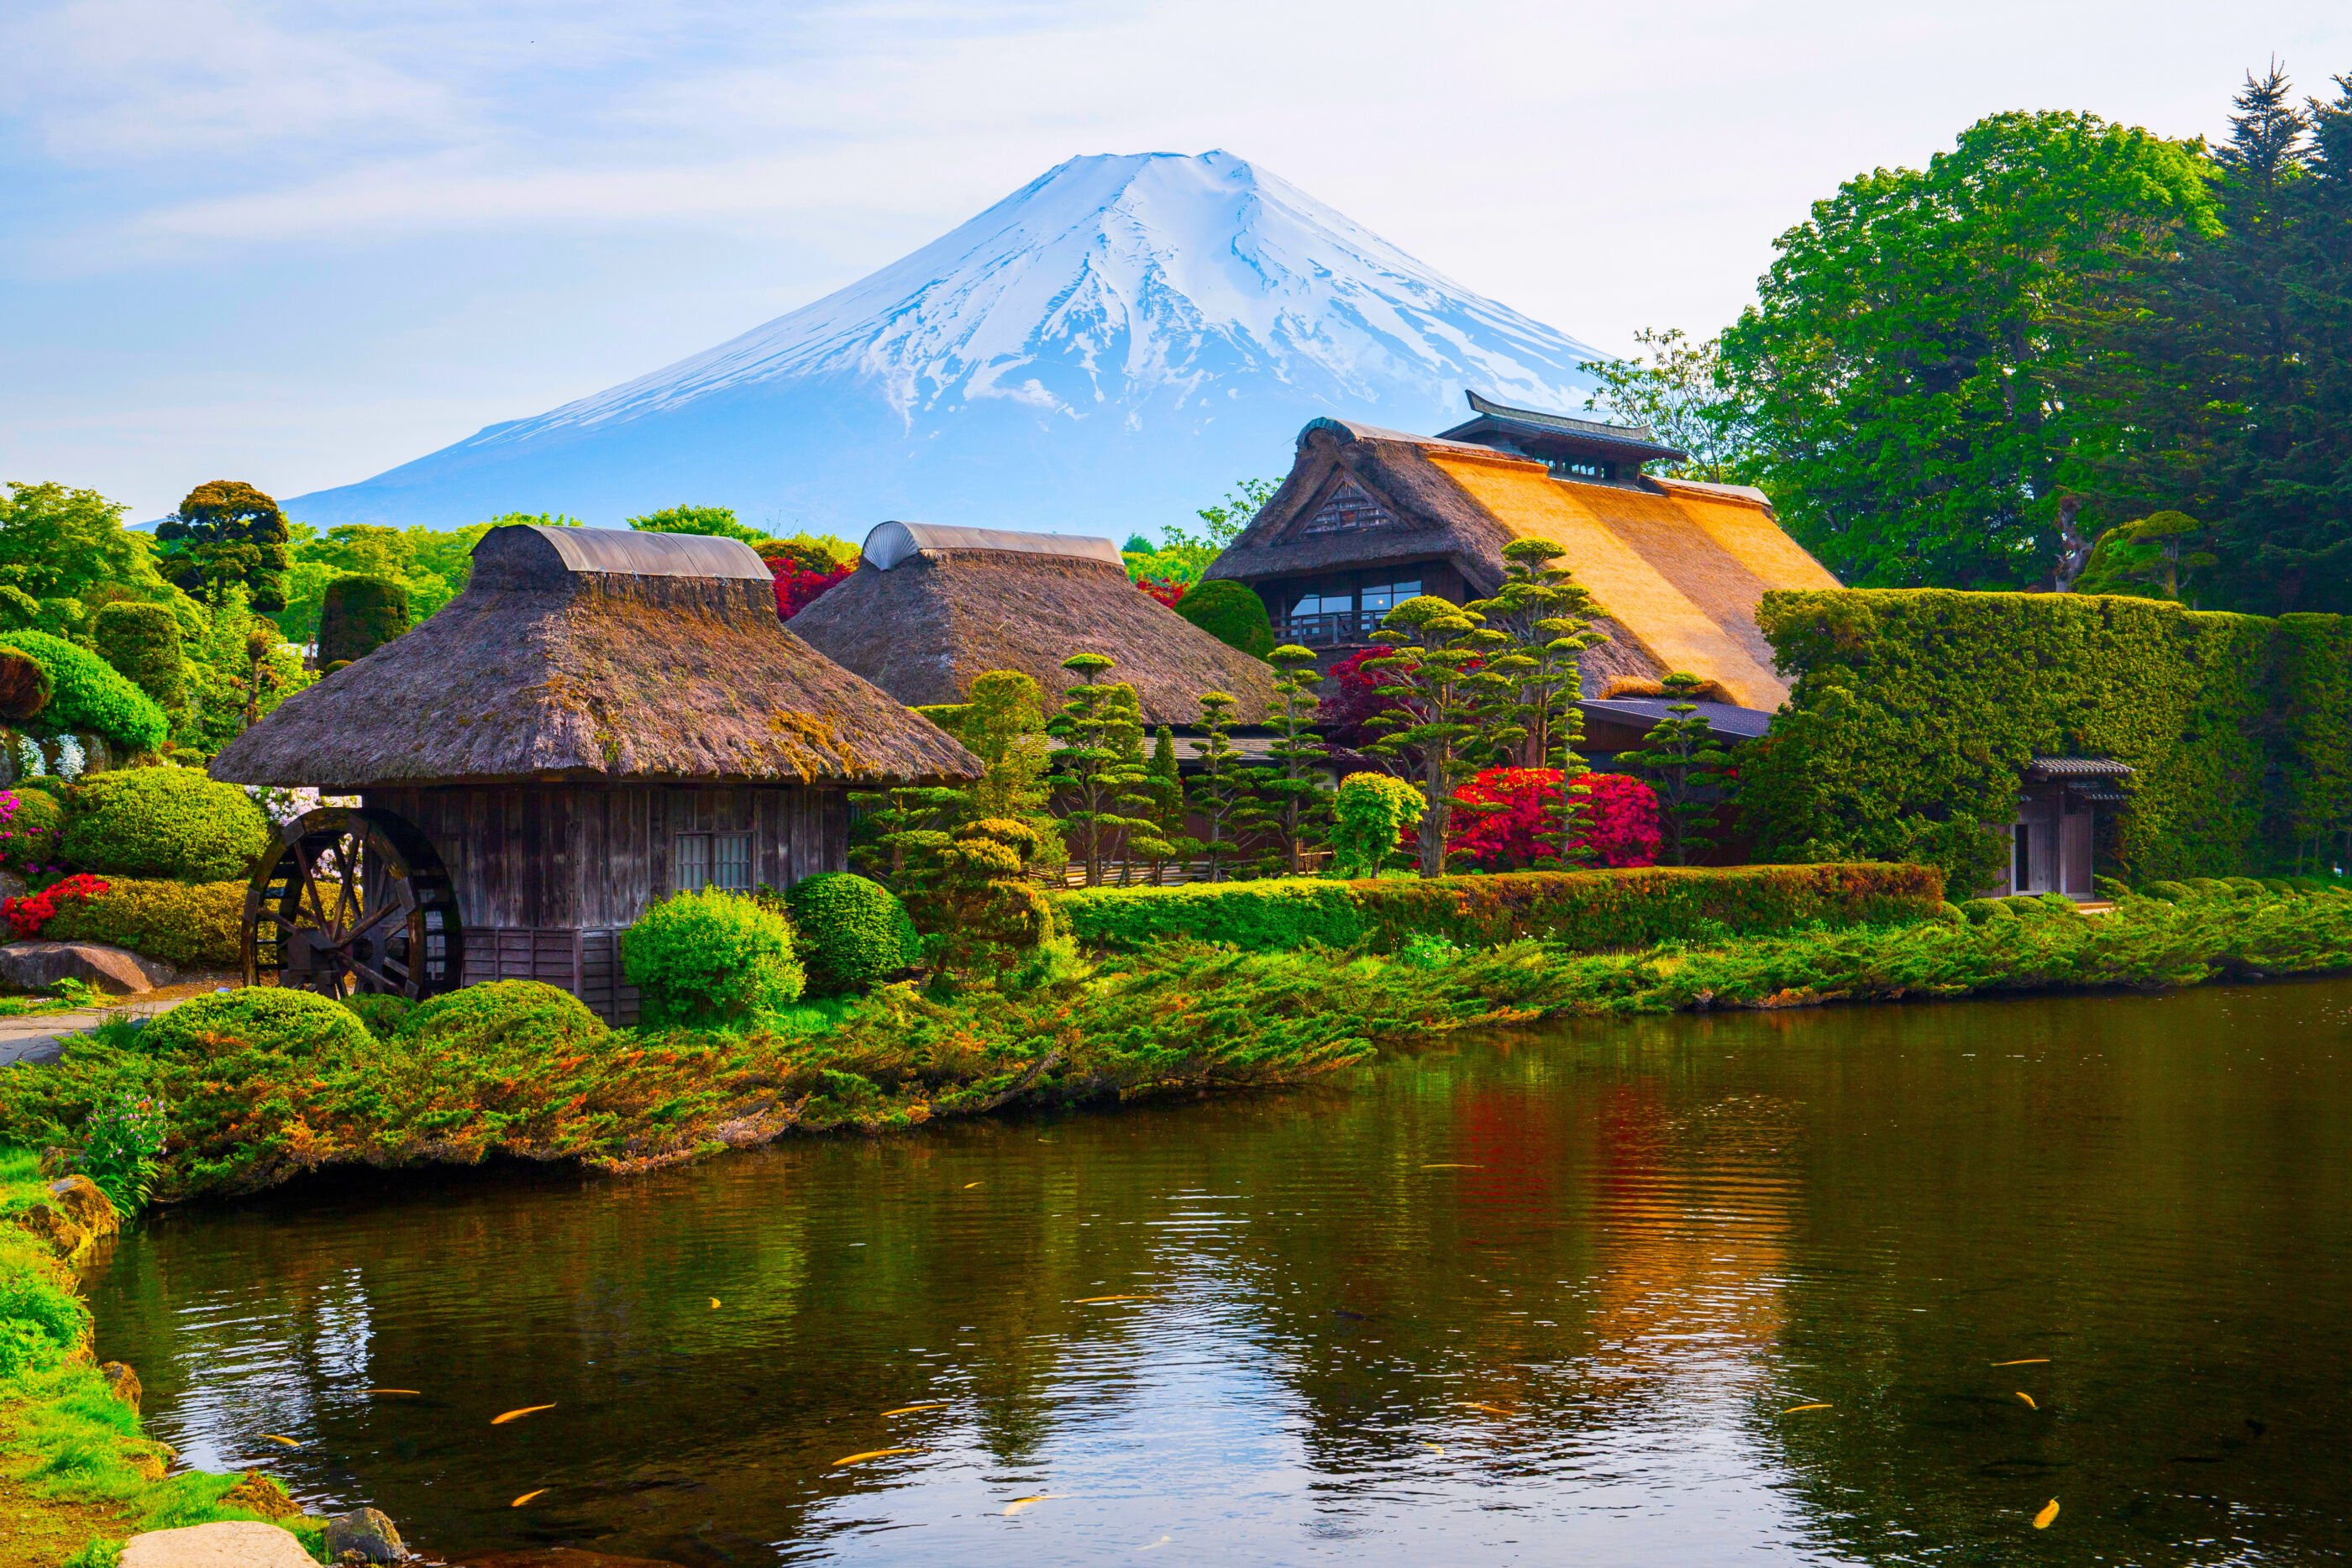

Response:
(1250, 646), (1330, 876)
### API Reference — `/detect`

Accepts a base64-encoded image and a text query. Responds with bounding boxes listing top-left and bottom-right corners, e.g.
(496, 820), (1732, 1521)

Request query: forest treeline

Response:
(1588, 65), (2352, 613)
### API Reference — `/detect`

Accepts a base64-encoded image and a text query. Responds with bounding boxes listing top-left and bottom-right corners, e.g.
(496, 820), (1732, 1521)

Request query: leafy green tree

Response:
(93, 603), (187, 711)
(490, 511), (585, 529)
(1047, 654), (1159, 887)
(0, 482), (164, 608)
(1361, 596), (1509, 876)
(1614, 673), (1740, 865)
(626, 504), (765, 546)
(1251, 646), (1331, 875)
(1326, 772), (1424, 879)
(156, 480), (294, 611)
(1578, 328), (1756, 482)
(1152, 477), (1279, 575)
(1719, 111), (2219, 589)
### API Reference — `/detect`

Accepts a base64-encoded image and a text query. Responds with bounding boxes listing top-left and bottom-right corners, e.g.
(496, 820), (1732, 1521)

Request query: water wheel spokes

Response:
(244, 806), (465, 1000)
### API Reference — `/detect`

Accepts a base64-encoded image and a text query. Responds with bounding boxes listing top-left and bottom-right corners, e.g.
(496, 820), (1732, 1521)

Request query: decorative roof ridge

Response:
(1460, 388), (1658, 443)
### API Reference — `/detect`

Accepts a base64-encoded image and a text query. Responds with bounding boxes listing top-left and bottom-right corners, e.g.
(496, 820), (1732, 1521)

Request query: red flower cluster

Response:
(3, 874), (111, 940)
(1136, 577), (1187, 608)
(1446, 768), (1661, 871)
(764, 559), (853, 621)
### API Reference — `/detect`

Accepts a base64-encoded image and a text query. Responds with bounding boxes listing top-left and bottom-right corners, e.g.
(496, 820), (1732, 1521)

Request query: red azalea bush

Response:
(1136, 578), (1187, 608)
(1446, 768), (1661, 871)
(4, 873), (112, 940)
(764, 558), (853, 621)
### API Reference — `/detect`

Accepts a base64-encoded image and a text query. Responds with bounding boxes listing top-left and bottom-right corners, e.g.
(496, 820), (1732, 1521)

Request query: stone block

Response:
(325, 1506), (410, 1562)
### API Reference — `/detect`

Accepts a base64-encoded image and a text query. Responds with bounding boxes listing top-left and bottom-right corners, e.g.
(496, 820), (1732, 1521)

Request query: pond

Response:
(89, 978), (2352, 1565)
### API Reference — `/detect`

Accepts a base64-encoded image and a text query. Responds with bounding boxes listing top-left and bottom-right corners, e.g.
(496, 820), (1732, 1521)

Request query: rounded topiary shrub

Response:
(317, 575), (412, 667)
(92, 602), (187, 711)
(1172, 579), (1275, 658)
(404, 980), (604, 1048)
(2221, 875), (2268, 899)
(0, 787), (64, 873)
(1956, 897), (2013, 925)
(339, 994), (417, 1037)
(1933, 900), (1967, 926)
(0, 631), (168, 753)
(785, 873), (918, 993)
(142, 988), (373, 1059)
(2142, 879), (2192, 902)
(623, 889), (803, 1030)
(60, 766), (274, 882)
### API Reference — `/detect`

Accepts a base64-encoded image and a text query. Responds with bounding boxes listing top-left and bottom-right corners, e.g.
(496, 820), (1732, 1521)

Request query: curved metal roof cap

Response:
(481, 525), (772, 580)
(860, 520), (1124, 571)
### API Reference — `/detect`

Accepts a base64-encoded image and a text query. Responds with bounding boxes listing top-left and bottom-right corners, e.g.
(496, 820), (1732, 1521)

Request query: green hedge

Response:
(2, 631), (168, 753)
(1055, 863), (1945, 953)
(92, 603), (186, 712)
(42, 878), (244, 969)
(59, 767), (273, 883)
(1747, 589), (2311, 889)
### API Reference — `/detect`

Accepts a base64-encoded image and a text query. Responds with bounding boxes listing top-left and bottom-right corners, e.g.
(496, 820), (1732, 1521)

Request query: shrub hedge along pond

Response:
(1055, 862), (1945, 953)
(1746, 589), (2352, 885)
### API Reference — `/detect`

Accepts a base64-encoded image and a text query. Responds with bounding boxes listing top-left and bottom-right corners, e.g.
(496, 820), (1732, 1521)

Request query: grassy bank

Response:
(0, 888), (2347, 1207)
(0, 1151), (329, 1566)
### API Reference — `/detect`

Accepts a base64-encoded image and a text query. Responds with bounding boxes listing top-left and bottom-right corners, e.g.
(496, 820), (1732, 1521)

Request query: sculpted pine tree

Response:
(1361, 596), (1509, 877)
(1615, 672), (1740, 865)
(1047, 653), (1160, 886)
(1465, 540), (1609, 867)
(1251, 645), (1330, 875)
(1188, 690), (1257, 883)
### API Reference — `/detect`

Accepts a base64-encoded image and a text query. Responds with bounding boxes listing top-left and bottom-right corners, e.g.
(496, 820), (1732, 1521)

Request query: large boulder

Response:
(0, 939), (175, 994)
(325, 1507), (411, 1563)
(119, 1521), (317, 1568)
(10, 1173), (119, 1258)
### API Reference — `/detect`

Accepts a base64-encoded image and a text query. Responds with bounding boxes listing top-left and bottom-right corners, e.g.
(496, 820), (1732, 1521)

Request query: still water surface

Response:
(89, 980), (2352, 1565)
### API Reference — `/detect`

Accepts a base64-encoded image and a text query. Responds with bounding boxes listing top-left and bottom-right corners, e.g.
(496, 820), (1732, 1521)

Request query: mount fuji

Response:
(288, 150), (1606, 538)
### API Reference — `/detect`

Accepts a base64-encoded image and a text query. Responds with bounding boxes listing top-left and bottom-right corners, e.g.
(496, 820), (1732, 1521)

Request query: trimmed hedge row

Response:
(41, 879), (244, 970)
(1054, 862), (1946, 954)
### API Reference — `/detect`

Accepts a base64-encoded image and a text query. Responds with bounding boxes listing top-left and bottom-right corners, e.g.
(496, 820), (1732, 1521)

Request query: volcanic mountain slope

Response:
(291, 150), (1604, 535)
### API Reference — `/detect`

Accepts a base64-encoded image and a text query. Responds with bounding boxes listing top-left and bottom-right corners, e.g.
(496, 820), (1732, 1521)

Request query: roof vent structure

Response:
(860, 521), (1126, 572)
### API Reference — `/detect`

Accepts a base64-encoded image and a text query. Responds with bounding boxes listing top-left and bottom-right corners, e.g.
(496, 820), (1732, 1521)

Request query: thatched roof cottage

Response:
(213, 524), (979, 1020)
(790, 522), (1280, 724)
(1203, 391), (1842, 716)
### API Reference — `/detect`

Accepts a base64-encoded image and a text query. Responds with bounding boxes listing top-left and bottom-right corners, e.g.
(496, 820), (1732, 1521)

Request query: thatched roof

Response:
(790, 526), (1279, 725)
(1203, 408), (1841, 710)
(212, 525), (981, 790)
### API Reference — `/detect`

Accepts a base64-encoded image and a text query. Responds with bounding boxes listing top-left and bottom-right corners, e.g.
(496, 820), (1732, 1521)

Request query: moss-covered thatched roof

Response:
(212, 526), (981, 790)
(790, 536), (1278, 725)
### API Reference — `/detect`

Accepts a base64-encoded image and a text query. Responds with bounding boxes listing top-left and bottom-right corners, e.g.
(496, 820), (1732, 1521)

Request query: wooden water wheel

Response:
(242, 806), (464, 999)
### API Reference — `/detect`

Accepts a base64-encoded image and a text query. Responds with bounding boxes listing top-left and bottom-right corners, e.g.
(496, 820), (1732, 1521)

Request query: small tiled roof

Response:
(1439, 390), (1688, 465)
(2025, 757), (2135, 779)
(1580, 696), (1776, 741)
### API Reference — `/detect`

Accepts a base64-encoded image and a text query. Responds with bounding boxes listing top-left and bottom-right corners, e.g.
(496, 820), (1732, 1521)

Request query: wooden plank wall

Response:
(365, 783), (849, 931)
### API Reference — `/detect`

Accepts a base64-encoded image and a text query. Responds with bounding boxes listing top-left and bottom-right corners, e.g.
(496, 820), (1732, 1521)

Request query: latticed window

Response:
(674, 833), (754, 893)
(713, 832), (753, 891)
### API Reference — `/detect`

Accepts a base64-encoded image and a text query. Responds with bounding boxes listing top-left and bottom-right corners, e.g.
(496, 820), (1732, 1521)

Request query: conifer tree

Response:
(1464, 540), (1609, 866)
(1189, 690), (1253, 882)
(1047, 653), (1159, 886)
(1362, 597), (1509, 876)
(1251, 645), (1330, 875)
(1614, 672), (1740, 865)
(1138, 725), (1199, 884)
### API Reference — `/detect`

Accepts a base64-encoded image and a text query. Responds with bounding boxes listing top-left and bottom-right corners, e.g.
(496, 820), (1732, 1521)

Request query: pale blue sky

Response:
(5, 0), (2348, 522)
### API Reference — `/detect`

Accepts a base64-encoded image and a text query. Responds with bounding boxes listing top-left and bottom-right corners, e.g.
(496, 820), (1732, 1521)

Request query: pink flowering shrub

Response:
(1446, 768), (1661, 871)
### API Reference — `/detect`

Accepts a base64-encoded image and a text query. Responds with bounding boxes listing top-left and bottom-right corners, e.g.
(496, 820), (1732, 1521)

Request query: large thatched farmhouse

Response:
(1203, 391), (1843, 740)
(790, 521), (1279, 724)
(212, 525), (979, 1020)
